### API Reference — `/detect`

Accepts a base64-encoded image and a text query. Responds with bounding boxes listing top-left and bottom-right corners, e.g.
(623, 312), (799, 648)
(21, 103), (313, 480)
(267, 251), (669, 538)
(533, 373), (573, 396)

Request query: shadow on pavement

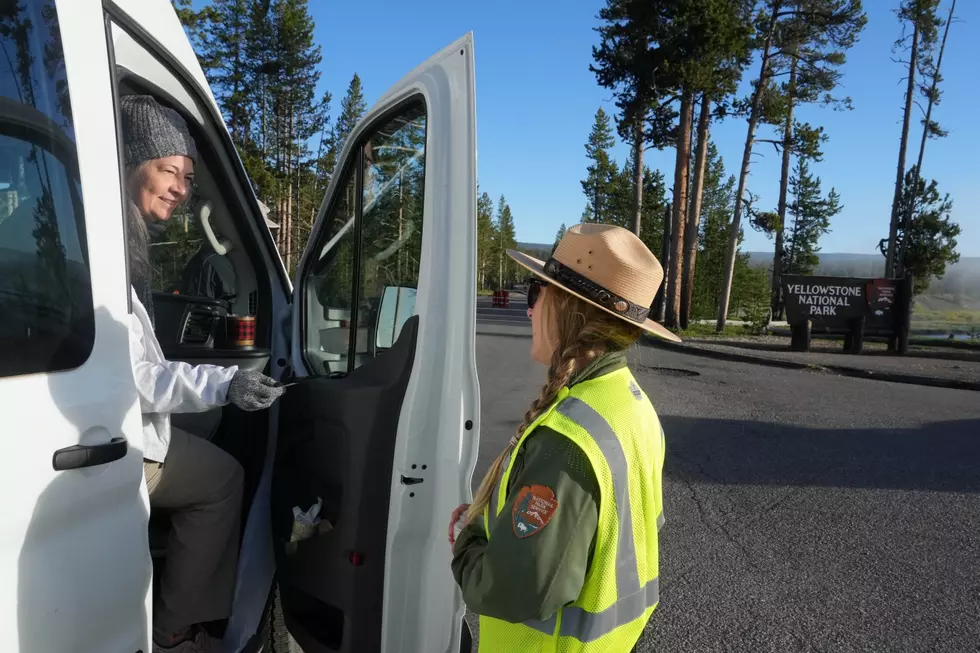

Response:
(706, 338), (979, 363)
(660, 415), (980, 494)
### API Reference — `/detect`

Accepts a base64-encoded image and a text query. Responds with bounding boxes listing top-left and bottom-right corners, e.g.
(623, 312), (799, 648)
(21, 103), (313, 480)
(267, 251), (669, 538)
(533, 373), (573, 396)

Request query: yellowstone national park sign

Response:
(781, 275), (897, 329)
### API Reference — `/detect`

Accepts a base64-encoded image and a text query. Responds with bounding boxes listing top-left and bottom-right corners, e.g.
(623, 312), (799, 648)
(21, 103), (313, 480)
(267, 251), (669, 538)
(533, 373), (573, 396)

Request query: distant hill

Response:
(518, 242), (553, 253)
(746, 251), (980, 275)
(517, 242), (553, 261)
(518, 243), (978, 314)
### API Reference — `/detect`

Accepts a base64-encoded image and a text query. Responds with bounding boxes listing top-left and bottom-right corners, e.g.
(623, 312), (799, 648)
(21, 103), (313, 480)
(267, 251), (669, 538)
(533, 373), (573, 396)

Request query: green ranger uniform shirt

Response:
(452, 351), (624, 622)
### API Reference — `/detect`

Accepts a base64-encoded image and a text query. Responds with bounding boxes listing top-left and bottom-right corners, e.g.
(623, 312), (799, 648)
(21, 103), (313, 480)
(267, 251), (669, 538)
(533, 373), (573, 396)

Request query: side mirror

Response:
(375, 286), (417, 350)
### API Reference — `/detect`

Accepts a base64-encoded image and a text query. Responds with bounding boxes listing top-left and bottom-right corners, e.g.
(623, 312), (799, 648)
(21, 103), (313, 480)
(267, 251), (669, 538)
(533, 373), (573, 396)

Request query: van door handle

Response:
(52, 437), (129, 471)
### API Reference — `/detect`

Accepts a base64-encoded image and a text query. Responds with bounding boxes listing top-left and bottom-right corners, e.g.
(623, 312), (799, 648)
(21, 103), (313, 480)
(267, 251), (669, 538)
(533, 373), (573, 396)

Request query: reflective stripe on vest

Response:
(514, 396), (658, 643)
(522, 578), (660, 643)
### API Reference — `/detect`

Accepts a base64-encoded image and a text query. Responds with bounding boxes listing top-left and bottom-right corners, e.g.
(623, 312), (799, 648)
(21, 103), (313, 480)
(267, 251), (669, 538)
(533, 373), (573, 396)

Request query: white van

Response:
(0, 1), (480, 652)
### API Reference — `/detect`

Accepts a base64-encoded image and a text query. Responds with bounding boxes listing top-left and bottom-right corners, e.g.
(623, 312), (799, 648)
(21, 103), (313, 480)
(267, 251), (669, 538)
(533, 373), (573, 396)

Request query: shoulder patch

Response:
(512, 485), (559, 538)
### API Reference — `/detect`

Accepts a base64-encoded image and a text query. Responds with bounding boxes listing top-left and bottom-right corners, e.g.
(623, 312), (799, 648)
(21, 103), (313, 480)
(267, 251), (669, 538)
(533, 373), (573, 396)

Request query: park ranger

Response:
(449, 223), (677, 652)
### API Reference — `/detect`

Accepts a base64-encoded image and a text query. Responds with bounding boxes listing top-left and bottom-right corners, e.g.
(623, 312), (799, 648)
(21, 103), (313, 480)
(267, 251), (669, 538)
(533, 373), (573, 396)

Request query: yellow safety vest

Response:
(479, 367), (665, 652)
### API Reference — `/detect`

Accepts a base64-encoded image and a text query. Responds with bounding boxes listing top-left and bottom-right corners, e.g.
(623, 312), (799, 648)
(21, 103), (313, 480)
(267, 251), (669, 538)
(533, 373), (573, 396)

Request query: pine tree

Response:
(889, 168), (960, 295)
(885, 0), (942, 275)
(477, 192), (495, 289)
(897, 0), (955, 275)
(664, 0), (754, 329)
(784, 158), (840, 276)
(639, 165), (668, 258)
(171, 0), (214, 44)
(592, 0), (677, 237)
(334, 73), (367, 155)
(692, 143), (737, 319)
(196, 0), (252, 143)
(264, 0), (325, 271)
(581, 107), (618, 223)
(607, 163), (639, 231)
(755, 0), (865, 318)
(715, 0), (865, 332)
(494, 196), (518, 288)
(554, 223), (567, 247)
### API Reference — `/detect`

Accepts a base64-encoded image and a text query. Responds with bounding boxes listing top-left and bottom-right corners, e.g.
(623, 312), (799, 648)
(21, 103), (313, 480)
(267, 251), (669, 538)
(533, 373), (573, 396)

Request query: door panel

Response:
(0, 1), (149, 652)
(273, 316), (419, 652)
(278, 34), (479, 653)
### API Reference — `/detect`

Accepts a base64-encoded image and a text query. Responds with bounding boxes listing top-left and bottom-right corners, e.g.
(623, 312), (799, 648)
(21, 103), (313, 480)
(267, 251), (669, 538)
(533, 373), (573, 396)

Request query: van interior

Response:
(113, 73), (279, 642)
(113, 39), (425, 650)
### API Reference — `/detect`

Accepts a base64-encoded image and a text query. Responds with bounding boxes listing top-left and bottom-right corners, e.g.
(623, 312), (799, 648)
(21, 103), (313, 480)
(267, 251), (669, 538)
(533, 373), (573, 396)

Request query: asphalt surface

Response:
(469, 323), (980, 653)
(676, 337), (980, 385)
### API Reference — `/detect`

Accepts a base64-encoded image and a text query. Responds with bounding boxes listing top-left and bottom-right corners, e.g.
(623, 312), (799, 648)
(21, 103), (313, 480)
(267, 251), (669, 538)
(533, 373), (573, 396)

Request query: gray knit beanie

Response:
(120, 94), (197, 166)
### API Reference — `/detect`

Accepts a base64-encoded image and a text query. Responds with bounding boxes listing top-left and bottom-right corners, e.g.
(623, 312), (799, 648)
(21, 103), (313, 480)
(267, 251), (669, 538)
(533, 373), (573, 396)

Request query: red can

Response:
(226, 315), (256, 349)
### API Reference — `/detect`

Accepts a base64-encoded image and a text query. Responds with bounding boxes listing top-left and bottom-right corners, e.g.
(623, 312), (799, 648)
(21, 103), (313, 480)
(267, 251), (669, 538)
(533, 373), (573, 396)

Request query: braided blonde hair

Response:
(464, 287), (643, 525)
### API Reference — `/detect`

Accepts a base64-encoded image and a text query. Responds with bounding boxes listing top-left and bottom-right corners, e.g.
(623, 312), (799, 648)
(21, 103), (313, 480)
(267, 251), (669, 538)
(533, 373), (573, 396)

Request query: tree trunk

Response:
(680, 94), (711, 329)
(498, 249), (503, 290)
(284, 110), (295, 271)
(632, 119), (644, 237)
(666, 92), (694, 328)
(594, 183), (600, 223)
(654, 203), (672, 323)
(772, 49), (798, 320)
(886, 10), (920, 277)
(716, 2), (780, 332)
(899, 0), (955, 276)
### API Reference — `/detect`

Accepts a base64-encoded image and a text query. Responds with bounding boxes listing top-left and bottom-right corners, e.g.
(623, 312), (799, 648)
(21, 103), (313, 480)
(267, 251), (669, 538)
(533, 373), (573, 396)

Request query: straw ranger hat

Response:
(507, 223), (680, 342)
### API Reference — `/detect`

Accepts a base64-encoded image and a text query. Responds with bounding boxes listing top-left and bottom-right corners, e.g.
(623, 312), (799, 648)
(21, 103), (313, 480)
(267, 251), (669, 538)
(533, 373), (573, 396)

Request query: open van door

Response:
(273, 34), (480, 653)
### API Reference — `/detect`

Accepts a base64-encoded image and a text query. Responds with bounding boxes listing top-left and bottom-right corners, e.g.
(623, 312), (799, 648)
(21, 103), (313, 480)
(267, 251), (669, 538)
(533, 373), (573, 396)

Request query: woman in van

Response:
(448, 224), (675, 652)
(121, 94), (284, 653)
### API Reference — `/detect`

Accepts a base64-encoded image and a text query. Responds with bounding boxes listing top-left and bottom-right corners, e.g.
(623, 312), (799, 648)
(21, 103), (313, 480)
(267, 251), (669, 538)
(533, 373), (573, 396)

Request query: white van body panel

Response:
(0, 0), (151, 651)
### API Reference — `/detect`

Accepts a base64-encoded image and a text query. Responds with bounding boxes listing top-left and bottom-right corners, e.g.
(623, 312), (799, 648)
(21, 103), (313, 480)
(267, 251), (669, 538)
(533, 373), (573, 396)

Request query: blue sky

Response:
(309, 0), (978, 256)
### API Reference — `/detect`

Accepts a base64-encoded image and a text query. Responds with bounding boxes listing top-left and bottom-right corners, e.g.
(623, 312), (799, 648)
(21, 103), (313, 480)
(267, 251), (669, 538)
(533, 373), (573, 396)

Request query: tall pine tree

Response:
(581, 107), (618, 224)
(757, 1), (864, 318)
(784, 158), (840, 276)
(477, 191), (495, 290)
(692, 143), (737, 319)
(265, 0), (326, 271)
(493, 196), (518, 288)
(885, 0), (942, 275)
(715, 0), (865, 331)
(592, 0), (678, 237)
(890, 168), (960, 295)
(554, 223), (568, 247)
(334, 73), (367, 155)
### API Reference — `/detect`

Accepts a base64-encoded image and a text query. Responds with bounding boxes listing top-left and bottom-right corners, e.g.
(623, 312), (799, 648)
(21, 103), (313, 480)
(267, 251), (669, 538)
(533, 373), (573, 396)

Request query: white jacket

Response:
(129, 288), (238, 462)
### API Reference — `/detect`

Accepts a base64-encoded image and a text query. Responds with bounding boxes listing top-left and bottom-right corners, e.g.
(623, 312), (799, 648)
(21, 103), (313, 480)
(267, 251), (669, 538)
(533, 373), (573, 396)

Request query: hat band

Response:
(543, 258), (650, 324)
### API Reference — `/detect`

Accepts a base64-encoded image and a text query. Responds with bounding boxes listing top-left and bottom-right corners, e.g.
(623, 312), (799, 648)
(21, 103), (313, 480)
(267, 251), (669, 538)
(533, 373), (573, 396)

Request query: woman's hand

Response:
(227, 370), (285, 411)
(448, 503), (470, 547)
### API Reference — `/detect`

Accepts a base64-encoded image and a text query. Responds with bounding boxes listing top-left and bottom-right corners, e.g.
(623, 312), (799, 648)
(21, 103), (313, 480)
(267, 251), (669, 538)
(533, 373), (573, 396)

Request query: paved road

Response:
(471, 331), (980, 652)
(476, 295), (529, 329)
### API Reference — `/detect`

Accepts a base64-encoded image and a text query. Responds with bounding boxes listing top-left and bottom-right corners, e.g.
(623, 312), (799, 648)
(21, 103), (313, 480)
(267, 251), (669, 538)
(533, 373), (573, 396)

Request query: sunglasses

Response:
(526, 278), (550, 309)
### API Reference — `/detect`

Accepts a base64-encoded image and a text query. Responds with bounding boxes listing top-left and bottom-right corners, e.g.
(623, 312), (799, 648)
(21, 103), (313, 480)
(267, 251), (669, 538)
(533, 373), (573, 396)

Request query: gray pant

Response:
(144, 428), (244, 633)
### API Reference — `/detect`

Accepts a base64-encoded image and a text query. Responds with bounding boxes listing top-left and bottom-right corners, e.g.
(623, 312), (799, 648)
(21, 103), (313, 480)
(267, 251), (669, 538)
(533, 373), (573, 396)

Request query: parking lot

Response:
(472, 326), (980, 652)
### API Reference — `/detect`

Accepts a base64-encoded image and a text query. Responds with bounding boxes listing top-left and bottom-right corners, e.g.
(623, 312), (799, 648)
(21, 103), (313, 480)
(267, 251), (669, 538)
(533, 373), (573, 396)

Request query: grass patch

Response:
(674, 323), (749, 338)
(911, 308), (980, 327)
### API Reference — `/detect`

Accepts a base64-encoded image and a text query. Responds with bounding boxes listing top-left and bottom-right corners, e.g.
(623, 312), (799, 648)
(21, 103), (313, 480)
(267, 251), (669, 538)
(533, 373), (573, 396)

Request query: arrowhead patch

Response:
(512, 485), (559, 538)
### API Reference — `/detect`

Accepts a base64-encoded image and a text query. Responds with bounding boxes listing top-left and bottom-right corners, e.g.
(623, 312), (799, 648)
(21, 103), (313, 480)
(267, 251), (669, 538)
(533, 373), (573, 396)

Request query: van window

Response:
(0, 0), (94, 378)
(302, 101), (426, 376)
(355, 104), (426, 368)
